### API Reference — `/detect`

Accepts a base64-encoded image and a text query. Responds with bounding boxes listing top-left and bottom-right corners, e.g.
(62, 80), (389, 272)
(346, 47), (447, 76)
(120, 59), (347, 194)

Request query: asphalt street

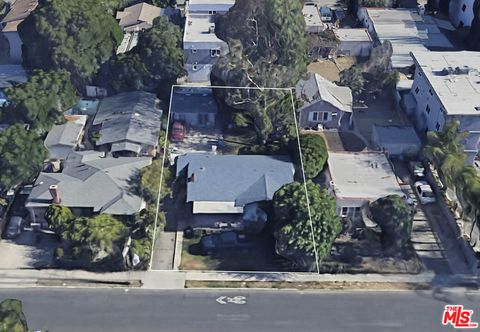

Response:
(0, 288), (479, 332)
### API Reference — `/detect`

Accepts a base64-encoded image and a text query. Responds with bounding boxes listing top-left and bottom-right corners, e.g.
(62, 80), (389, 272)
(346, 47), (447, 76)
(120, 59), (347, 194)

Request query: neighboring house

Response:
(357, 8), (454, 68)
(185, 0), (235, 15)
(408, 51), (480, 164)
(68, 98), (100, 117)
(92, 91), (163, 157)
(0, 64), (27, 106)
(170, 87), (218, 128)
(176, 153), (295, 215)
(25, 151), (152, 225)
(296, 73), (353, 129)
(44, 115), (88, 160)
(0, 0), (39, 63)
(325, 151), (404, 219)
(335, 28), (372, 57)
(449, 0), (475, 28)
(371, 125), (421, 157)
(303, 3), (324, 34)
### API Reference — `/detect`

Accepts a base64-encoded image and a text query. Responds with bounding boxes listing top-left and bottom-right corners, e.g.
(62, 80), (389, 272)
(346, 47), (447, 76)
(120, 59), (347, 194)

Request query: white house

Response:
(185, 0), (235, 15)
(44, 115), (87, 160)
(335, 28), (372, 57)
(409, 51), (480, 164)
(302, 3), (324, 34)
(449, 0), (475, 28)
(0, 0), (38, 63)
(325, 151), (404, 219)
(170, 87), (218, 128)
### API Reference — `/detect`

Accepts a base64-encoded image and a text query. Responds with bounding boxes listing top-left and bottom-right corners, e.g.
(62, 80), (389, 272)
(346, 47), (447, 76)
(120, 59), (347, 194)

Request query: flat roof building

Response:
(303, 3), (324, 34)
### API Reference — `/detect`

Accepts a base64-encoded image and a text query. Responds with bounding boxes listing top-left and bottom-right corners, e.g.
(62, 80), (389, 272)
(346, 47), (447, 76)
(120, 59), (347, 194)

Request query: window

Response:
(415, 86), (420, 94)
(435, 122), (440, 131)
(341, 207), (349, 217)
(425, 105), (431, 114)
(208, 10), (217, 14)
(459, 21), (464, 27)
(210, 49), (221, 57)
(322, 112), (329, 121)
(312, 112), (318, 121)
(462, 4), (467, 11)
(418, 71), (422, 76)
(429, 89), (433, 96)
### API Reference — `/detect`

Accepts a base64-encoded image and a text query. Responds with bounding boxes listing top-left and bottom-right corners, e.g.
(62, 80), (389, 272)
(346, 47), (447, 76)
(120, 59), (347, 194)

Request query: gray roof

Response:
(372, 125), (421, 145)
(44, 115), (87, 155)
(296, 73), (353, 113)
(0, 65), (28, 88)
(176, 154), (295, 206)
(26, 151), (152, 215)
(171, 90), (218, 114)
(94, 91), (162, 151)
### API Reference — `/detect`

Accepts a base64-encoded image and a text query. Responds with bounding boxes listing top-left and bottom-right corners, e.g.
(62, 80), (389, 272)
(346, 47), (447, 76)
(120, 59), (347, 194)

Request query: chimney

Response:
(49, 185), (61, 204)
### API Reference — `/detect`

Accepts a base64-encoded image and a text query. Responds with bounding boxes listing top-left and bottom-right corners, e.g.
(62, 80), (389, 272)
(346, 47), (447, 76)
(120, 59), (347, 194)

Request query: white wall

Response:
(449, 0), (475, 27)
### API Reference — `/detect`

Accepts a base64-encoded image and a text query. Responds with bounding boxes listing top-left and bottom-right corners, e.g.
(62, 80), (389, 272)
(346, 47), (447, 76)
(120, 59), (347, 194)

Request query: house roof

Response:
(327, 151), (404, 200)
(44, 115), (87, 158)
(26, 151), (151, 215)
(176, 154), (295, 206)
(0, 65), (28, 88)
(116, 2), (162, 31)
(170, 89), (218, 114)
(0, 0), (38, 32)
(184, 14), (226, 45)
(372, 125), (421, 145)
(93, 91), (162, 151)
(411, 51), (480, 116)
(296, 73), (353, 113)
(335, 28), (372, 42)
(303, 3), (323, 29)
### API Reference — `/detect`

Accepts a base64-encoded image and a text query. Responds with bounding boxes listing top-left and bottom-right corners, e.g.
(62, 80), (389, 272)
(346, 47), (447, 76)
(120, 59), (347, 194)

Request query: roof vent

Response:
(209, 24), (215, 33)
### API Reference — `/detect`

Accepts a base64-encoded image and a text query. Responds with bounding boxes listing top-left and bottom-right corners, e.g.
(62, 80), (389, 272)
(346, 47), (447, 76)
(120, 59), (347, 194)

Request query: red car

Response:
(171, 121), (186, 142)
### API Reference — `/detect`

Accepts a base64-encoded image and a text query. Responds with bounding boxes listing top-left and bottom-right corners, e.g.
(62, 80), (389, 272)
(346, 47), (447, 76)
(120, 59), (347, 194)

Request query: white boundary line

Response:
(148, 84), (320, 273)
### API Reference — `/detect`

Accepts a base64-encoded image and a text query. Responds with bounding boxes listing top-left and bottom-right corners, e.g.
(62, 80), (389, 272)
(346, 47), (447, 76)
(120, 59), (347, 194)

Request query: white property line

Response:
(148, 84), (321, 273)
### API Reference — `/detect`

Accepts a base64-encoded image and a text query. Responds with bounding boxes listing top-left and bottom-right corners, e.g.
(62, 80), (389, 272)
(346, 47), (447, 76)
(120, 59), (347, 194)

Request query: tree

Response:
(138, 159), (172, 203)
(3, 70), (78, 133)
(296, 134), (328, 179)
(0, 299), (29, 332)
(0, 124), (46, 191)
(19, 0), (123, 87)
(370, 195), (414, 251)
(45, 204), (75, 233)
(338, 65), (365, 96)
(272, 181), (341, 271)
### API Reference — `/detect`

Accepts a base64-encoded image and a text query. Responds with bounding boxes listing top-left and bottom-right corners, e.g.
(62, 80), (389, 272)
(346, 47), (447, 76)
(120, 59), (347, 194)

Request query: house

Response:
(296, 73), (353, 129)
(116, 2), (163, 32)
(0, 64), (27, 106)
(185, 0), (235, 15)
(25, 151), (152, 225)
(170, 87), (218, 128)
(371, 125), (421, 157)
(303, 3), (324, 34)
(325, 151), (404, 219)
(92, 91), (163, 157)
(357, 8), (454, 68)
(183, 14), (229, 83)
(335, 28), (372, 57)
(44, 115), (87, 160)
(0, 0), (39, 63)
(409, 51), (480, 164)
(449, 0), (475, 28)
(176, 153), (295, 214)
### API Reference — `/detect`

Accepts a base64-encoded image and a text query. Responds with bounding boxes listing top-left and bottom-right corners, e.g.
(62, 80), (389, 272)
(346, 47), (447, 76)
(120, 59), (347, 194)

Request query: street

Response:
(1, 288), (479, 331)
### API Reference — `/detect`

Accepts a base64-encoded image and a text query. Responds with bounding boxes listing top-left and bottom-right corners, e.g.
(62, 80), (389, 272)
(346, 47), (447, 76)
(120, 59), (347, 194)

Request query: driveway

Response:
(169, 128), (222, 164)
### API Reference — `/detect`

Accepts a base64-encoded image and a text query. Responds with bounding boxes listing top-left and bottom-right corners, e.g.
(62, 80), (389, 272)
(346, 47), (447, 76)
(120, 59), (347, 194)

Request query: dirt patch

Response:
(307, 57), (357, 81)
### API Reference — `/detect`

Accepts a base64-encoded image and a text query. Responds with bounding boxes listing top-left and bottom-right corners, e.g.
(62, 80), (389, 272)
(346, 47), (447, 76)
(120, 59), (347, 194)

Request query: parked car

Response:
(200, 231), (252, 252)
(410, 161), (425, 179)
(414, 181), (436, 204)
(5, 216), (25, 239)
(403, 192), (417, 212)
(320, 7), (333, 22)
(170, 121), (185, 142)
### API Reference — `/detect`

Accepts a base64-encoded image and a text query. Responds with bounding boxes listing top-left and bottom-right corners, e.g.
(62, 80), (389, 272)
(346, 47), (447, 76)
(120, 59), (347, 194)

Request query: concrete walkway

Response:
(150, 230), (177, 270)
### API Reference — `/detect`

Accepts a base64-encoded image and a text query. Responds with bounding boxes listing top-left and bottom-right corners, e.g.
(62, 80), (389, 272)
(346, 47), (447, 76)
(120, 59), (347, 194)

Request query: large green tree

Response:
(0, 299), (29, 332)
(296, 134), (328, 179)
(0, 124), (46, 190)
(370, 195), (414, 251)
(4, 70), (78, 133)
(19, 0), (123, 87)
(272, 181), (341, 271)
(45, 204), (75, 234)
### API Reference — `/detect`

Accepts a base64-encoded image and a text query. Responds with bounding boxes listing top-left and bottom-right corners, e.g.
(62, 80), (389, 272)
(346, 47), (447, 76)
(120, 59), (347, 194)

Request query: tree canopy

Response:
(370, 195), (414, 251)
(3, 70), (78, 133)
(0, 124), (46, 190)
(0, 299), (29, 332)
(297, 134), (328, 179)
(45, 204), (75, 234)
(19, 0), (123, 87)
(467, 0), (480, 51)
(272, 180), (341, 271)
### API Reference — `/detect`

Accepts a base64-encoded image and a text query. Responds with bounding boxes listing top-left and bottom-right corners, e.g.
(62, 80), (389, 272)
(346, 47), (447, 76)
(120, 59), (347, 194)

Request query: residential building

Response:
(176, 154), (295, 214)
(357, 8), (454, 68)
(303, 3), (324, 34)
(296, 73), (353, 129)
(325, 151), (404, 219)
(335, 28), (372, 57)
(0, 64), (27, 106)
(116, 2), (163, 32)
(44, 115), (87, 160)
(92, 91), (163, 157)
(409, 51), (480, 164)
(170, 87), (218, 128)
(371, 125), (421, 156)
(0, 0), (39, 63)
(185, 0), (235, 15)
(449, 0), (475, 28)
(25, 151), (152, 225)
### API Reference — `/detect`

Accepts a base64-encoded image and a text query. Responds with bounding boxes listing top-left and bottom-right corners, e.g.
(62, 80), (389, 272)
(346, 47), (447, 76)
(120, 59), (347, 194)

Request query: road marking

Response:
(216, 296), (247, 305)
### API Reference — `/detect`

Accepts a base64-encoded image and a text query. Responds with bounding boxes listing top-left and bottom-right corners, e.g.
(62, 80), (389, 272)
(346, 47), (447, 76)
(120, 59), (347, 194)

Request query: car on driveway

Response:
(170, 121), (186, 142)
(414, 181), (436, 205)
(200, 231), (252, 252)
(410, 161), (425, 180)
(5, 216), (26, 239)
